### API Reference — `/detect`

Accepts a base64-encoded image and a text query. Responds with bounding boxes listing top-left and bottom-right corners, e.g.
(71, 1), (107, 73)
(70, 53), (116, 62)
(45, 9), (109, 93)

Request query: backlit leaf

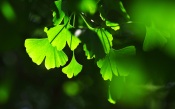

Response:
(25, 38), (68, 69)
(66, 25), (81, 51)
(96, 28), (113, 54)
(97, 46), (136, 80)
(45, 25), (80, 51)
(53, 0), (65, 25)
(67, 34), (81, 51)
(44, 25), (70, 51)
(62, 54), (82, 78)
(78, 28), (113, 60)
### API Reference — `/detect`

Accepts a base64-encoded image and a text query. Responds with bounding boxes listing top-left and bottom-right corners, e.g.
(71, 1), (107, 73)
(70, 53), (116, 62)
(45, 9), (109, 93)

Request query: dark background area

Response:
(1, 0), (175, 109)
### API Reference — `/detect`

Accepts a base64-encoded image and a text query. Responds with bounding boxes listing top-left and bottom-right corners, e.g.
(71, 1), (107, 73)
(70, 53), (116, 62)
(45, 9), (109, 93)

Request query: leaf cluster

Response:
(24, 0), (172, 103)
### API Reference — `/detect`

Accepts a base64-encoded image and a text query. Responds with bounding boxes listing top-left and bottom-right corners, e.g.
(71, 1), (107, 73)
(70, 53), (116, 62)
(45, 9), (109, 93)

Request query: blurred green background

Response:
(1, 0), (175, 109)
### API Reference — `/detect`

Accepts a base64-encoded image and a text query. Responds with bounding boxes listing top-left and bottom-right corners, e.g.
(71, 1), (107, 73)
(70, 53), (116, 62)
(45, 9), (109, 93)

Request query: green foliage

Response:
(97, 46), (136, 80)
(62, 53), (82, 78)
(24, 0), (173, 104)
(25, 38), (68, 69)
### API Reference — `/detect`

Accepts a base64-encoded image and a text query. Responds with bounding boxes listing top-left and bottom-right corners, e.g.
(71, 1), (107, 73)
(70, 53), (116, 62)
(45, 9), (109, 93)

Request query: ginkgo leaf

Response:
(25, 38), (68, 69)
(45, 25), (80, 51)
(109, 76), (125, 102)
(66, 25), (81, 51)
(45, 45), (68, 69)
(25, 38), (48, 65)
(97, 46), (136, 80)
(62, 54), (82, 78)
(44, 25), (70, 51)
(95, 28), (113, 54)
(97, 49), (118, 80)
(53, 0), (65, 25)
(80, 28), (113, 60)
(74, 29), (106, 60)
(143, 23), (170, 51)
(66, 34), (81, 51)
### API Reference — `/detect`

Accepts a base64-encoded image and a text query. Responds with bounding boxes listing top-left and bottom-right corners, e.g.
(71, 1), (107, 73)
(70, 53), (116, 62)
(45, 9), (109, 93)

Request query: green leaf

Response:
(143, 23), (170, 51)
(62, 54), (83, 78)
(25, 38), (68, 69)
(96, 28), (113, 54)
(53, 0), (65, 25)
(75, 28), (109, 60)
(44, 25), (69, 51)
(66, 25), (81, 51)
(97, 49), (118, 80)
(67, 34), (81, 51)
(109, 76), (125, 102)
(74, 28), (113, 60)
(97, 46), (136, 80)
(106, 21), (120, 31)
(45, 25), (80, 51)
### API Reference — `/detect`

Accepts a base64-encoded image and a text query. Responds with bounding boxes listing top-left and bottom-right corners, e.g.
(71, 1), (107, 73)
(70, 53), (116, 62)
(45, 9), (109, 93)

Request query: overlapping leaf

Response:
(25, 38), (68, 69)
(44, 25), (80, 51)
(53, 0), (65, 25)
(79, 28), (113, 60)
(97, 46), (136, 80)
(62, 54), (82, 78)
(66, 26), (81, 51)
(95, 28), (113, 54)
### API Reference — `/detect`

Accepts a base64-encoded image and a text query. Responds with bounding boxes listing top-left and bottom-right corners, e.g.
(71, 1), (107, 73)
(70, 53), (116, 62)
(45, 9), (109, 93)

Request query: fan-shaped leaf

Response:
(97, 46), (136, 80)
(44, 25), (70, 51)
(66, 25), (81, 51)
(45, 25), (80, 51)
(25, 38), (68, 69)
(97, 49), (118, 80)
(67, 34), (81, 51)
(62, 54), (82, 78)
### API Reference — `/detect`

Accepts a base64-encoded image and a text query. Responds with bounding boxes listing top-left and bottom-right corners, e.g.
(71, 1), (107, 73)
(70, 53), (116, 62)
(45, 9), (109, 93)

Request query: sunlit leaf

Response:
(25, 38), (68, 69)
(66, 25), (81, 51)
(106, 21), (120, 31)
(44, 25), (69, 51)
(62, 54), (82, 78)
(97, 46), (136, 80)
(97, 49), (118, 80)
(143, 23), (170, 51)
(45, 45), (68, 69)
(53, 0), (65, 25)
(25, 38), (48, 65)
